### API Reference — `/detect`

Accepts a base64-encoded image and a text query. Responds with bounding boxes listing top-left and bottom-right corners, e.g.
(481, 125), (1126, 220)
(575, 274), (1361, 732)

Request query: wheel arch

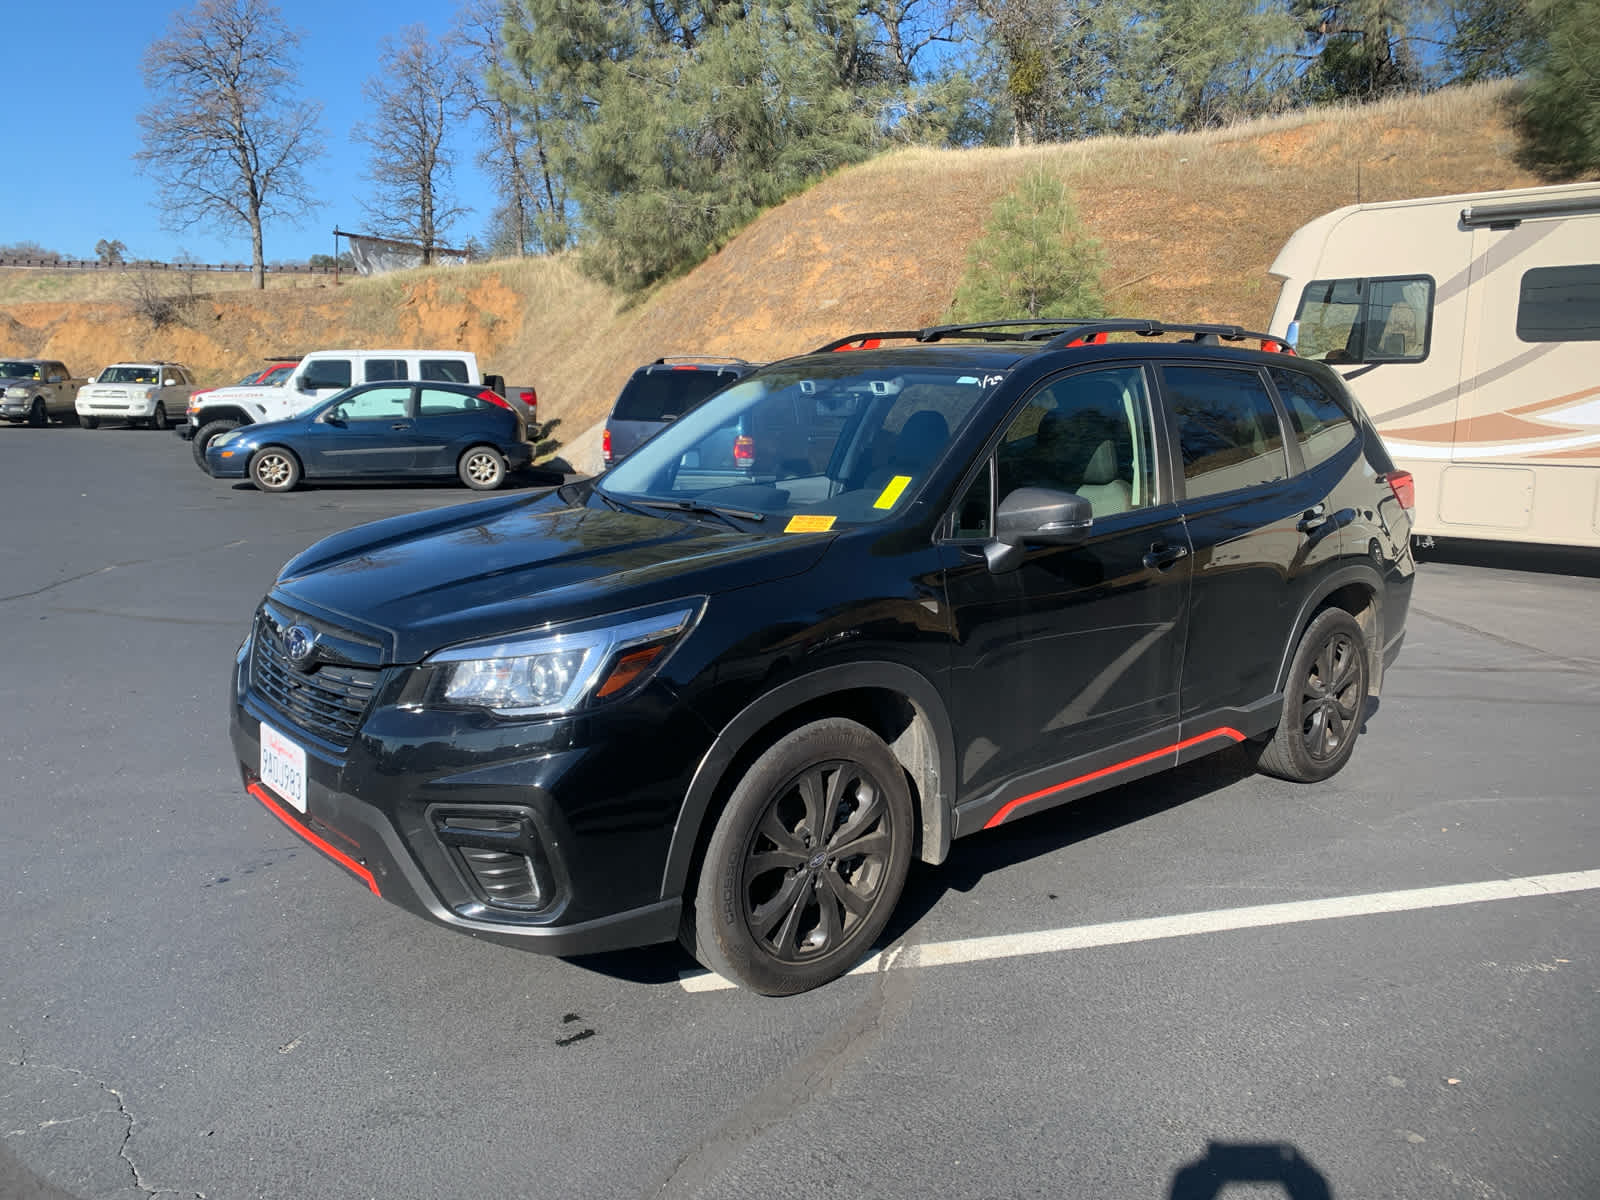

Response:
(1274, 564), (1387, 698)
(196, 405), (253, 428)
(659, 661), (958, 905)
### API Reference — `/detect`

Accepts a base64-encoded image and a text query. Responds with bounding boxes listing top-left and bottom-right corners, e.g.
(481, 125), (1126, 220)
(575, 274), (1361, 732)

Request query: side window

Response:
(994, 366), (1155, 519)
(1269, 367), (1356, 471)
(336, 385), (411, 421)
(1517, 264), (1600, 342)
(1162, 366), (1287, 499)
(420, 358), (470, 384)
(302, 359), (352, 390)
(418, 388), (486, 416)
(364, 358), (408, 383)
(1294, 275), (1433, 364)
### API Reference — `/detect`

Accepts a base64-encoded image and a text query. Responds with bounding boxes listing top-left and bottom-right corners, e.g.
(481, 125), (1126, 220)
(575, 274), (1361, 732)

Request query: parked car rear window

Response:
(612, 370), (734, 422)
(1270, 367), (1355, 471)
(421, 359), (471, 384)
(418, 388), (490, 416)
(1163, 365), (1288, 499)
(1517, 264), (1600, 342)
(364, 358), (408, 382)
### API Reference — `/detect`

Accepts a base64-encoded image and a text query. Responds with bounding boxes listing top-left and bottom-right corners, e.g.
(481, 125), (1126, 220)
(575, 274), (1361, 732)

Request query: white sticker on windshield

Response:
(957, 376), (979, 384)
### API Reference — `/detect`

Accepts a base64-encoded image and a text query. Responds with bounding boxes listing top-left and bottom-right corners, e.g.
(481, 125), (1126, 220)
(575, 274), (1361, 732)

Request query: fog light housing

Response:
(430, 808), (558, 913)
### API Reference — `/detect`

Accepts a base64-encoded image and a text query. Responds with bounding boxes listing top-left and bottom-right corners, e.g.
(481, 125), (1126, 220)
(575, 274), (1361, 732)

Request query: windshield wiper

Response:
(630, 498), (766, 529)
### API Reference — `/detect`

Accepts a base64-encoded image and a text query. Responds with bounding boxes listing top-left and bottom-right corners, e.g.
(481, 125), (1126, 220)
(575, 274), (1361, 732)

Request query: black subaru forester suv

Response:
(232, 320), (1415, 994)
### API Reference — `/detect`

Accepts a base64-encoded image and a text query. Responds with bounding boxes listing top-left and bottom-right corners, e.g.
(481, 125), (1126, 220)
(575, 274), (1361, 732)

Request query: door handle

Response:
(390, 422), (412, 430)
(1142, 542), (1189, 570)
(1297, 505), (1329, 533)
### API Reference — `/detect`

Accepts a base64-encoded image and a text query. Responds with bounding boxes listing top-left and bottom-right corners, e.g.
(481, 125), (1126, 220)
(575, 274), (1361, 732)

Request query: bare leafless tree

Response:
(354, 25), (473, 264)
(135, 0), (323, 289)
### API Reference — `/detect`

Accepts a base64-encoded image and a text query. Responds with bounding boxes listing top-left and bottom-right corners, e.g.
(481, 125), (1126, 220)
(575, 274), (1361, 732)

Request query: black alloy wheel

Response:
(1255, 607), (1369, 783)
(691, 718), (913, 994)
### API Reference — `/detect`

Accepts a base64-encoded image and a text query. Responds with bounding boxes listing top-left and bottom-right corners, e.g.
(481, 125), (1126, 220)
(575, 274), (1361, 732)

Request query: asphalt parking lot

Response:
(2, 425), (1597, 1200)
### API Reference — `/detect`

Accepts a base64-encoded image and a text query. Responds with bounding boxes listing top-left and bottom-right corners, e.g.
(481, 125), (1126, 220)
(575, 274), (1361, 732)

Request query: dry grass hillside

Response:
(0, 83), (1543, 470)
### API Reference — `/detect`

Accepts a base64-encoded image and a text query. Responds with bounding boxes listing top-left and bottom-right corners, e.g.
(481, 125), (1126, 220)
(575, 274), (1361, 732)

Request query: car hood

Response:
(273, 489), (831, 662)
(224, 414), (316, 444)
(0, 376), (42, 388)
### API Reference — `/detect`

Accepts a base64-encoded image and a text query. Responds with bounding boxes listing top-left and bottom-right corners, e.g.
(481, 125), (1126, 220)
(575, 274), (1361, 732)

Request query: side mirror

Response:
(297, 378), (314, 392)
(1284, 320), (1300, 350)
(985, 487), (1093, 573)
(163, 377), (176, 386)
(85, 376), (96, 384)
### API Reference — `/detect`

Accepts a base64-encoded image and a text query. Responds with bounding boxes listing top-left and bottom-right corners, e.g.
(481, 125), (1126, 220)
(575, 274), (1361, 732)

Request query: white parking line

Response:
(678, 869), (1600, 993)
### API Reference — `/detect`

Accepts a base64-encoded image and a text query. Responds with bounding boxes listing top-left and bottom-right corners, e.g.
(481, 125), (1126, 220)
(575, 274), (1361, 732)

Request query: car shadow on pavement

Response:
(1421, 538), (1600, 578)
(565, 742), (1271, 990)
(225, 468), (567, 494)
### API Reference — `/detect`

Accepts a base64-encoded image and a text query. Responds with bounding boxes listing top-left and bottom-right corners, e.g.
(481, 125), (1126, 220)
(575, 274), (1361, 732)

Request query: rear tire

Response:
(150, 402), (168, 431)
(192, 418), (240, 473)
(459, 445), (508, 490)
(249, 446), (301, 493)
(1255, 607), (1369, 783)
(81, 416), (99, 430)
(689, 718), (913, 995)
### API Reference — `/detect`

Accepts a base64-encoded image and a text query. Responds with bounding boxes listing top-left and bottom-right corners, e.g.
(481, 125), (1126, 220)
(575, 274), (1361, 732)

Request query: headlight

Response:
(211, 428), (241, 447)
(424, 601), (703, 717)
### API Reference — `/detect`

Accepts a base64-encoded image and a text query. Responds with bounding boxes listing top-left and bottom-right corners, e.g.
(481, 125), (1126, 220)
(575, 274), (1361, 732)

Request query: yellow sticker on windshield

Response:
(784, 514), (836, 533)
(873, 475), (913, 510)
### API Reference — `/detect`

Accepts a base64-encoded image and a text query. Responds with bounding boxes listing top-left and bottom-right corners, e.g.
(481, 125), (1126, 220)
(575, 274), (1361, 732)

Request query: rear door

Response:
(1157, 362), (1332, 724)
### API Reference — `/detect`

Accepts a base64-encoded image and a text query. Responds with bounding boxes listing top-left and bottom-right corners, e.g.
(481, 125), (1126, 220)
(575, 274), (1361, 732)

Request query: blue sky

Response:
(1, 1), (496, 264)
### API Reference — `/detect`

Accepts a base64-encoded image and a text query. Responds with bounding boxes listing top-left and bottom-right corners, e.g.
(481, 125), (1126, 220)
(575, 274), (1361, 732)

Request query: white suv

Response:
(78, 363), (197, 430)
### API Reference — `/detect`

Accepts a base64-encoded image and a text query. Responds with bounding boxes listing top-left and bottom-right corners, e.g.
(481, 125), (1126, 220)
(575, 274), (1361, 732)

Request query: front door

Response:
(306, 385), (417, 477)
(944, 364), (1192, 822)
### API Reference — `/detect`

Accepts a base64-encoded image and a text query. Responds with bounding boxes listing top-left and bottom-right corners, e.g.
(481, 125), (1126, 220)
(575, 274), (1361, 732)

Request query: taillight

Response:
(732, 435), (755, 463)
(477, 388), (512, 411)
(517, 388), (536, 415)
(602, 428), (613, 464)
(1384, 470), (1415, 512)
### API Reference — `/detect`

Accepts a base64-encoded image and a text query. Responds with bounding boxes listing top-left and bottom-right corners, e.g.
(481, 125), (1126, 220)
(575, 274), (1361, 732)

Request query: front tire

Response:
(249, 446), (301, 493)
(689, 718), (914, 995)
(27, 398), (47, 427)
(150, 402), (168, 431)
(81, 416), (100, 430)
(192, 418), (240, 473)
(1255, 607), (1369, 783)
(459, 445), (508, 490)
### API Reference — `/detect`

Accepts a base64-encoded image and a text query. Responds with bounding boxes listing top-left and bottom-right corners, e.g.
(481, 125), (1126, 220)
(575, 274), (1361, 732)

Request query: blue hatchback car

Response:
(207, 381), (533, 493)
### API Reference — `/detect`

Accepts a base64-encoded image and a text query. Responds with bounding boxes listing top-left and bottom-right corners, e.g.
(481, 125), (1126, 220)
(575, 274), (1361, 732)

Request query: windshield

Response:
(601, 359), (1001, 527)
(259, 364), (294, 386)
(100, 365), (160, 384)
(0, 361), (42, 379)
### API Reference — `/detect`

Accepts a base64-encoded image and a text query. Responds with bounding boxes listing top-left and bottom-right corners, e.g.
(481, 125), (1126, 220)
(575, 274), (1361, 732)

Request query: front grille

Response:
(250, 618), (379, 752)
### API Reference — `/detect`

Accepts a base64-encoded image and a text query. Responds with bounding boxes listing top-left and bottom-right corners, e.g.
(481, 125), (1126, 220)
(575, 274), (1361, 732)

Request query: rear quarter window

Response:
(420, 359), (471, 384)
(365, 358), (408, 382)
(1269, 367), (1356, 470)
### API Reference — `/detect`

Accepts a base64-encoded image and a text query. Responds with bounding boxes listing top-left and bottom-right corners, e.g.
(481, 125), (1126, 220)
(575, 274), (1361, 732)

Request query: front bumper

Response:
(78, 399), (157, 418)
(228, 632), (709, 956)
(207, 443), (251, 477)
(1, 400), (33, 420)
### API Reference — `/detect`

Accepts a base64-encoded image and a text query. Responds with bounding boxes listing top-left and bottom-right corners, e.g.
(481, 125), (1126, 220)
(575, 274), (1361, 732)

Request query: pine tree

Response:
(1518, 0), (1600, 175)
(949, 168), (1105, 322)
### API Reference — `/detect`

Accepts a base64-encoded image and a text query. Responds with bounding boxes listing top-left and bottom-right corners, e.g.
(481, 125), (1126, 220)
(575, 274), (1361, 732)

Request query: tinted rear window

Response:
(1162, 365), (1288, 499)
(611, 370), (733, 422)
(1269, 367), (1355, 470)
(365, 358), (408, 382)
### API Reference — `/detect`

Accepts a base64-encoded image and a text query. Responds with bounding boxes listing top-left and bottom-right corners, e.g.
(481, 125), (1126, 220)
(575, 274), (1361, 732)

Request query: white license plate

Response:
(259, 721), (308, 812)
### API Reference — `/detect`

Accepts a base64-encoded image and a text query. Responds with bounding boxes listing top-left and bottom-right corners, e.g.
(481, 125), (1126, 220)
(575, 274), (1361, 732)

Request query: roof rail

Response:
(812, 319), (1292, 355)
(649, 356), (750, 366)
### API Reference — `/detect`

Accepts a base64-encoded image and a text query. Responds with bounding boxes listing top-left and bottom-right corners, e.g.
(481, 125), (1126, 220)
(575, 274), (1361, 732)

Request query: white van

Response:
(183, 348), (481, 467)
(1267, 183), (1600, 549)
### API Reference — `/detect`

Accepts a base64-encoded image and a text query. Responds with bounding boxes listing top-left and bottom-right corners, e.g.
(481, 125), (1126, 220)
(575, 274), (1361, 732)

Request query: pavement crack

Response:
(0, 563), (122, 604)
(8, 1055), (204, 1199)
(1409, 603), (1600, 671)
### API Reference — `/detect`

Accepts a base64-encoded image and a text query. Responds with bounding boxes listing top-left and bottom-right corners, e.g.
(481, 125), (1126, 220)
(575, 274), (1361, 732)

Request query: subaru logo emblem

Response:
(282, 624), (317, 669)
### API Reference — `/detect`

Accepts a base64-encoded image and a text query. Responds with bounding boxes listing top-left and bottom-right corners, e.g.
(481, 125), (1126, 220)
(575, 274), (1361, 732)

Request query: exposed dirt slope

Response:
(0, 84), (1540, 469)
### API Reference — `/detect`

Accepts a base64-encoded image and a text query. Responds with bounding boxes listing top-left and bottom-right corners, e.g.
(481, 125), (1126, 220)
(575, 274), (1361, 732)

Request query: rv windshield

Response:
(1294, 276), (1433, 364)
(600, 361), (1001, 527)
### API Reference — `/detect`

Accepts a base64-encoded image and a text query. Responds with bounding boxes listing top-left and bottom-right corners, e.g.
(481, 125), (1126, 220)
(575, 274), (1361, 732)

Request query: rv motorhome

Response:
(1267, 182), (1600, 549)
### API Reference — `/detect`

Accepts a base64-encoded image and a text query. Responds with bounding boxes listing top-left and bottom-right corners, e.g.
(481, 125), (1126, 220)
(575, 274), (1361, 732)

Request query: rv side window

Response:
(1269, 368), (1355, 471)
(1293, 276), (1433, 364)
(1517, 265), (1600, 342)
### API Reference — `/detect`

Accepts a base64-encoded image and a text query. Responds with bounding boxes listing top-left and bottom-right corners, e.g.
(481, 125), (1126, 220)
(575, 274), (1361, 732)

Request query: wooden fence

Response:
(0, 258), (338, 274)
